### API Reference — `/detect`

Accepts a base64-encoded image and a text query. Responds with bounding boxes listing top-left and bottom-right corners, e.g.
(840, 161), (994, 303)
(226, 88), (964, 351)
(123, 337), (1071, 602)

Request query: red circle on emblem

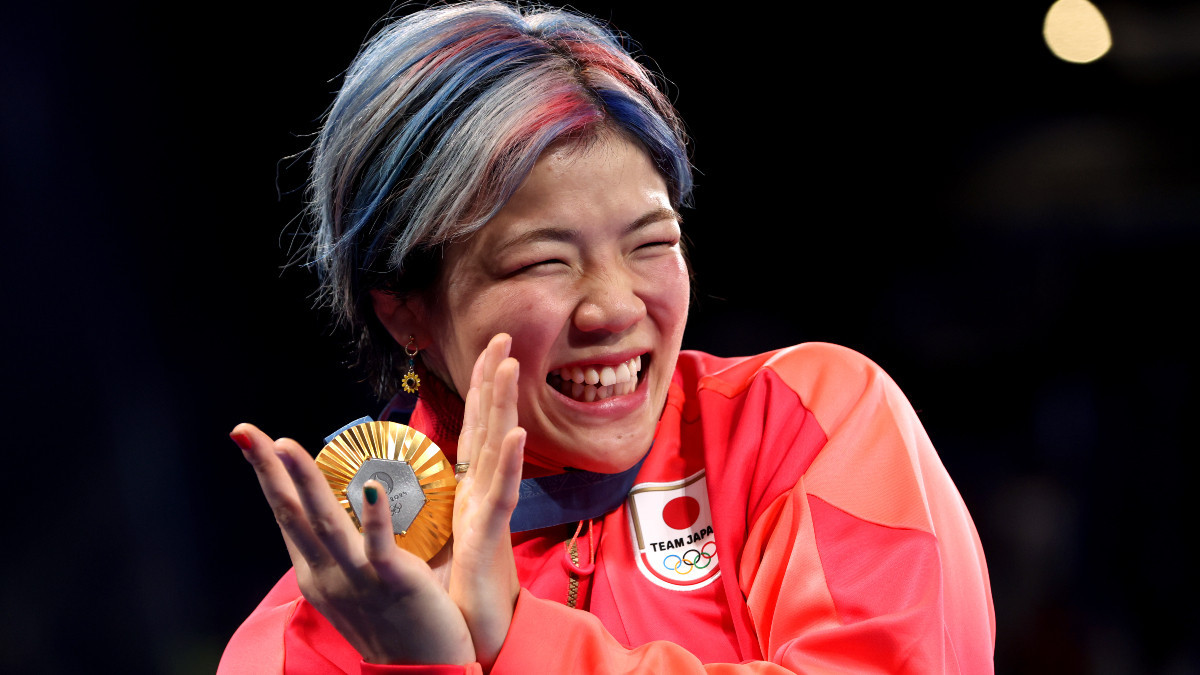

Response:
(661, 496), (701, 530)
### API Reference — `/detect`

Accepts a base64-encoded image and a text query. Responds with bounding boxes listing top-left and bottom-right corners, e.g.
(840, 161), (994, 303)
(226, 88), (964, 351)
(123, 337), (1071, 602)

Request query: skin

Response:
(234, 134), (691, 668)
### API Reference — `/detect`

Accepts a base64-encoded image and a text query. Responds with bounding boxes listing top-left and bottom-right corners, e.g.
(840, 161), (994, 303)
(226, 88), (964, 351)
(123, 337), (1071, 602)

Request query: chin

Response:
(582, 420), (660, 471)
(527, 427), (656, 474)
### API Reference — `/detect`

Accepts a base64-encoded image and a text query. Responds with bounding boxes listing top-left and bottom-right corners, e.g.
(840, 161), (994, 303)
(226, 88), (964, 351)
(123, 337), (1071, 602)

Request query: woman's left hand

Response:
(449, 333), (526, 670)
(231, 423), (477, 666)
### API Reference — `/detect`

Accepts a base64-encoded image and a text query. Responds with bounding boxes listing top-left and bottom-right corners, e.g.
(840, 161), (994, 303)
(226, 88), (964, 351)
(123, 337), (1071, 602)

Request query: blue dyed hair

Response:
(307, 1), (692, 395)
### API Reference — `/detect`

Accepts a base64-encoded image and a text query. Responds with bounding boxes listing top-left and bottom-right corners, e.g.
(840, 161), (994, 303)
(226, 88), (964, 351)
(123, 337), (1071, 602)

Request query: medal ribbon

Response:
(332, 413), (649, 534)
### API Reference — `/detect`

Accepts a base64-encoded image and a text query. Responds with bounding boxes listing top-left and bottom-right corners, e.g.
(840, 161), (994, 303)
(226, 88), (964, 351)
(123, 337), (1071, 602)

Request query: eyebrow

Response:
(624, 207), (681, 235)
(495, 207), (681, 253)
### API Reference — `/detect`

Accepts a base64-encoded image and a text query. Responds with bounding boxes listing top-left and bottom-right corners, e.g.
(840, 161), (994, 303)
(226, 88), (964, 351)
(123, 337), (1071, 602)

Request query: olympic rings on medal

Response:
(661, 543), (717, 574)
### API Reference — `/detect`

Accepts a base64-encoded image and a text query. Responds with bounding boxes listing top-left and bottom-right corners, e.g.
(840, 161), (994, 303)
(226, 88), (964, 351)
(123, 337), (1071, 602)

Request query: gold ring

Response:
(454, 462), (470, 474)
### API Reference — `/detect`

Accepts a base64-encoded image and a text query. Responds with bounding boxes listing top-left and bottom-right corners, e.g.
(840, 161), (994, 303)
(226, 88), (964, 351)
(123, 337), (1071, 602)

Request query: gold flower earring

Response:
(401, 336), (421, 394)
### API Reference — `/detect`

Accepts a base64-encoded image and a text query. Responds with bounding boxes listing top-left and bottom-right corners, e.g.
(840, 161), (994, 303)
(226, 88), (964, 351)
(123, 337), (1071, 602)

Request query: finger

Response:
(475, 334), (512, 447)
(487, 332), (512, 365)
(469, 344), (487, 391)
(233, 423), (333, 569)
(456, 356), (486, 473)
(485, 426), (525, 525)
(232, 423), (309, 549)
(232, 422), (282, 475)
(360, 480), (395, 559)
(359, 480), (423, 590)
(476, 357), (519, 489)
(275, 438), (370, 577)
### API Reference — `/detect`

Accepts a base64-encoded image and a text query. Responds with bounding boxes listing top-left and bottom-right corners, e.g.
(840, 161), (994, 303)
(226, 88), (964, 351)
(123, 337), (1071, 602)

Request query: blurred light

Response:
(1044, 0), (1112, 63)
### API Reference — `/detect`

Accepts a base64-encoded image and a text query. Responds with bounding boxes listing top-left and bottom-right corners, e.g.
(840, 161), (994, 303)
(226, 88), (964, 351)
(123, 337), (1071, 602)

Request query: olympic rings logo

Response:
(662, 541), (717, 574)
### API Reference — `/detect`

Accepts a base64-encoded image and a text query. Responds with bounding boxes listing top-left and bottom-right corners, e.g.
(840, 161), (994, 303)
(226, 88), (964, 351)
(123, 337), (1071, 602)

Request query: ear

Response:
(369, 289), (432, 350)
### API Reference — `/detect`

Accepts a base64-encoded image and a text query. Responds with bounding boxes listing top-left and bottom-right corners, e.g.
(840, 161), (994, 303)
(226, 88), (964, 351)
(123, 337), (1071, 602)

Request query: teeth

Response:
(616, 362), (630, 383)
(549, 355), (646, 402)
(599, 366), (616, 387)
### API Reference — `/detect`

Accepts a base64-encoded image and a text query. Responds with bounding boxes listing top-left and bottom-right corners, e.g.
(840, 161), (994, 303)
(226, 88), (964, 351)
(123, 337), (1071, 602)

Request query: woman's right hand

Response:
(449, 334), (526, 670)
(230, 423), (476, 666)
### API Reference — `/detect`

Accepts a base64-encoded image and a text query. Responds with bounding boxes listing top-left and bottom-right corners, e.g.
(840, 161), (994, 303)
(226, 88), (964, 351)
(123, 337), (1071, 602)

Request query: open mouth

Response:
(546, 355), (646, 402)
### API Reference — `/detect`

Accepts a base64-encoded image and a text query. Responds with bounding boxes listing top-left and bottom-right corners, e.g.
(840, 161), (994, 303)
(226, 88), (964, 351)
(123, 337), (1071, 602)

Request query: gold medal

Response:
(315, 421), (456, 562)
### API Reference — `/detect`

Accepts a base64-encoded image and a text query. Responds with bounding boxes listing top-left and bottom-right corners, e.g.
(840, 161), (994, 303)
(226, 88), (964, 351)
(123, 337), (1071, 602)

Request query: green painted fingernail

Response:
(365, 486), (378, 505)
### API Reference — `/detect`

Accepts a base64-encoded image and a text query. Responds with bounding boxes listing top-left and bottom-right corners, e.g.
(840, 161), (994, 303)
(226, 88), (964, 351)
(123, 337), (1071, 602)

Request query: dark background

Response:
(3, 1), (1196, 673)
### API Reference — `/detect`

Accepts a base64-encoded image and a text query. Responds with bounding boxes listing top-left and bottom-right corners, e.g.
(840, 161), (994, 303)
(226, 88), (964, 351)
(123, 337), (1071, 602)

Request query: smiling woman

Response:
(220, 2), (995, 673)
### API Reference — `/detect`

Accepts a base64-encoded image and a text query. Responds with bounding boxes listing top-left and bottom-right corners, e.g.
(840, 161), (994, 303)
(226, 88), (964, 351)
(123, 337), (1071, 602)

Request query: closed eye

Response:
(635, 239), (680, 253)
(511, 259), (568, 276)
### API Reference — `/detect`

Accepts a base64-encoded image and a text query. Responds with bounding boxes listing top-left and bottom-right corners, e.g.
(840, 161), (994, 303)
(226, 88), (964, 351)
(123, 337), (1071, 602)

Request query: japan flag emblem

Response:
(627, 470), (720, 591)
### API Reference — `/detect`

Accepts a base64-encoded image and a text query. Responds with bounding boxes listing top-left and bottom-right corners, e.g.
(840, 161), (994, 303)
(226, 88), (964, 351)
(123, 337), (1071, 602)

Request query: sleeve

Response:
(218, 572), (299, 674)
(489, 344), (994, 674)
(739, 343), (995, 673)
(359, 664), (483, 675)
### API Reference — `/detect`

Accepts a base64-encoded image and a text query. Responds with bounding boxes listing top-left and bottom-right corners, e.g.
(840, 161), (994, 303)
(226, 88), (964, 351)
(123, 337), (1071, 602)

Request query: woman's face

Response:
(418, 134), (690, 473)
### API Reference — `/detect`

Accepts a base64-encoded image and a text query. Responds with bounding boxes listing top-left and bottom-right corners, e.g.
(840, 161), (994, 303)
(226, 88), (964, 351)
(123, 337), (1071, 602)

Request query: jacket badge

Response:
(626, 469), (720, 591)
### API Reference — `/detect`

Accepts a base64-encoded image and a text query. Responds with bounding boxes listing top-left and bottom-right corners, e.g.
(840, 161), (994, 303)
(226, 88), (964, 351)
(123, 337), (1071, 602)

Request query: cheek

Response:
(456, 283), (573, 368)
(647, 257), (691, 335)
(456, 284), (544, 336)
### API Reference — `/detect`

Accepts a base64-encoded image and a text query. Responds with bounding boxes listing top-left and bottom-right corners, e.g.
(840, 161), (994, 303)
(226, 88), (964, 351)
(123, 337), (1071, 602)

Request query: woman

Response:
(221, 2), (995, 673)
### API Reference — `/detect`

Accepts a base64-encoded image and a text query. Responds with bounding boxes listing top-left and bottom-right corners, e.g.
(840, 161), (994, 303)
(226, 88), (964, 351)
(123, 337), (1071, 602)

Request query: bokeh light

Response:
(1044, 0), (1113, 63)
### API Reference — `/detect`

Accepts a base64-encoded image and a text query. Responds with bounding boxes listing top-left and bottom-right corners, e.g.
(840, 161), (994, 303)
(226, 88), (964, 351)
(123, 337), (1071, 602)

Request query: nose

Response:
(572, 268), (646, 336)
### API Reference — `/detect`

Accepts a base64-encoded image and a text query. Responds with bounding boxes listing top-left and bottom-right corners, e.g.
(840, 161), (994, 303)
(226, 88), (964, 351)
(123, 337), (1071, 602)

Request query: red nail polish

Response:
(230, 430), (252, 451)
